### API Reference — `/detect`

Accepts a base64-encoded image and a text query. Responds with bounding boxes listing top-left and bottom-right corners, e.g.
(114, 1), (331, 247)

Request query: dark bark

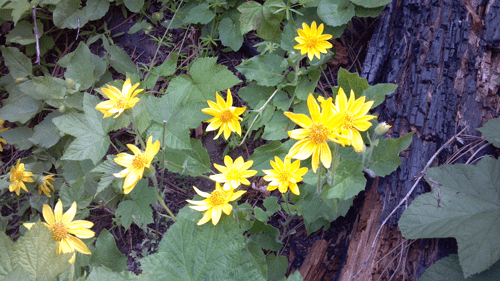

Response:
(339, 0), (500, 280)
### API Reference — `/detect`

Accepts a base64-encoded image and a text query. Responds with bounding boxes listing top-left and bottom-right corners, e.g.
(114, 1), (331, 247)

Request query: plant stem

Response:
(151, 175), (177, 222)
(282, 192), (292, 216)
(316, 165), (322, 195)
(320, 66), (334, 91)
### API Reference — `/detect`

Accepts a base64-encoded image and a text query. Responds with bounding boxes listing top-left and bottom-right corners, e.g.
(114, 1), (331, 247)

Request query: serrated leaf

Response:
(219, 17), (243, 51)
(0, 231), (15, 278)
(103, 43), (139, 76)
(262, 110), (290, 141)
(263, 196), (281, 214)
(87, 267), (138, 281)
(90, 229), (127, 272)
(296, 70), (321, 100)
(335, 68), (370, 97)
(238, 1), (263, 34)
(60, 159), (95, 185)
(399, 156), (500, 277)
(266, 253), (288, 281)
(237, 83), (276, 108)
(321, 159), (366, 200)
(0, 46), (32, 78)
(115, 180), (156, 229)
(0, 127), (33, 150)
(245, 242), (268, 279)
(53, 0), (89, 29)
(418, 254), (500, 281)
(123, 0), (144, 13)
(3, 0), (31, 25)
(28, 111), (62, 148)
(257, 0), (285, 42)
(17, 76), (67, 102)
(183, 3), (215, 24)
(58, 42), (96, 90)
(369, 132), (414, 177)
(249, 220), (283, 251)
(287, 271), (305, 281)
(236, 54), (286, 86)
(362, 83), (397, 108)
(141, 216), (266, 280)
(163, 138), (212, 175)
(6, 21), (40, 45)
(15, 223), (72, 280)
(254, 207), (270, 223)
(317, 0), (355, 27)
(350, 0), (391, 9)
(59, 178), (93, 212)
(477, 117), (500, 148)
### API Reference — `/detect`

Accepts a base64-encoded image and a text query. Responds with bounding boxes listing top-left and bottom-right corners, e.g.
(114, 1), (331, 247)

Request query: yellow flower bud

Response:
(375, 122), (391, 135)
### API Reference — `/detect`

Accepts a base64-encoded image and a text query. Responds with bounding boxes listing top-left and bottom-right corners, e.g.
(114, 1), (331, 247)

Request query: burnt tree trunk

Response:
(338, 0), (500, 280)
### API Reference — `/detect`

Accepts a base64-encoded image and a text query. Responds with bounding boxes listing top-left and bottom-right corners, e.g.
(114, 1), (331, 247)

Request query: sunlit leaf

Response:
(317, 0), (355, 27)
(28, 111), (62, 148)
(369, 132), (414, 177)
(266, 253), (288, 281)
(90, 229), (128, 272)
(219, 16), (243, 51)
(418, 254), (500, 281)
(115, 179), (157, 229)
(236, 54), (286, 86)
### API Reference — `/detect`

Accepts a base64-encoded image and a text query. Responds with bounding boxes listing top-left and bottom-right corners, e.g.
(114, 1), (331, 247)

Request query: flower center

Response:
(219, 110), (233, 123)
(278, 171), (291, 183)
(343, 113), (355, 129)
(227, 169), (241, 181)
(50, 222), (68, 241)
(308, 123), (329, 144)
(209, 190), (225, 206)
(115, 98), (127, 109)
(132, 153), (148, 169)
(12, 170), (24, 181)
(305, 37), (319, 48)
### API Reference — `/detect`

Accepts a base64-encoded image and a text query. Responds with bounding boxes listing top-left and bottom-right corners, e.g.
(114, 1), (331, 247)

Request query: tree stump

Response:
(339, 0), (500, 280)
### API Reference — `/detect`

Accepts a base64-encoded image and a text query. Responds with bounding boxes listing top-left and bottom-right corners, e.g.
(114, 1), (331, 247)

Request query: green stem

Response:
(151, 175), (177, 222)
(130, 114), (145, 148)
(282, 192), (292, 216)
(320, 66), (334, 91)
(239, 87), (281, 146)
(316, 165), (322, 195)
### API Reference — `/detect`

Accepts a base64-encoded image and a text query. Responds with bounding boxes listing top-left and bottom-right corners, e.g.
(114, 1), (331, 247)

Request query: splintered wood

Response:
(299, 239), (329, 280)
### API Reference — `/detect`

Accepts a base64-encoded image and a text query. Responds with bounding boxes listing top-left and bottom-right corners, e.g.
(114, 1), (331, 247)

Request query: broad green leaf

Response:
(59, 178), (92, 213)
(321, 159), (366, 200)
(91, 156), (123, 196)
(58, 42), (96, 90)
(249, 140), (294, 176)
(90, 229), (128, 272)
(477, 117), (500, 148)
(254, 207), (270, 222)
(183, 3), (215, 24)
(15, 223), (72, 280)
(0, 231), (14, 278)
(0, 46), (32, 78)
(399, 156), (500, 277)
(238, 1), (263, 34)
(28, 111), (62, 148)
(87, 267), (138, 281)
(368, 132), (414, 177)
(266, 253), (288, 281)
(249, 220), (283, 251)
(219, 17), (243, 51)
(128, 20), (152, 34)
(166, 57), (241, 103)
(362, 83), (397, 108)
(296, 70), (321, 100)
(103, 43), (139, 76)
(350, 0), (391, 8)
(0, 91), (42, 123)
(123, 0), (144, 13)
(287, 271), (305, 281)
(263, 196), (281, 214)
(115, 179), (156, 229)
(85, 0), (110, 21)
(236, 54), (286, 86)
(53, 0), (89, 29)
(3, 0), (31, 24)
(262, 111), (290, 141)
(6, 21), (41, 45)
(257, 0), (285, 42)
(245, 242), (268, 280)
(143, 54), (178, 89)
(335, 68), (370, 97)
(163, 138), (212, 175)
(353, 3), (384, 17)
(418, 254), (500, 281)
(141, 216), (266, 280)
(0, 127), (33, 150)
(237, 82), (276, 108)
(317, 0), (355, 27)
(53, 93), (111, 164)
(17, 76), (67, 102)
(60, 159), (95, 185)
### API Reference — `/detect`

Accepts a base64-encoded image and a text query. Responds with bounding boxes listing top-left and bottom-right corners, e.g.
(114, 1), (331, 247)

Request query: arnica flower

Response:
(202, 89), (246, 140)
(95, 78), (142, 118)
(24, 200), (95, 264)
(9, 159), (34, 195)
(38, 175), (55, 197)
(209, 155), (257, 190)
(0, 119), (8, 152)
(294, 21), (333, 61)
(263, 157), (308, 195)
(114, 136), (160, 194)
(187, 182), (246, 225)
(333, 88), (377, 152)
(284, 93), (348, 173)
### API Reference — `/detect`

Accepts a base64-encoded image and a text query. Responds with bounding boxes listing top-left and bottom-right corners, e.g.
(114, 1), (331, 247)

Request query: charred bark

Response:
(339, 0), (500, 280)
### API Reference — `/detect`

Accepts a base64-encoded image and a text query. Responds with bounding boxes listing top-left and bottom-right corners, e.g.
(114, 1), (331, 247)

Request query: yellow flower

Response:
(209, 155), (257, 190)
(114, 136), (160, 194)
(9, 159), (34, 195)
(187, 182), (246, 225)
(263, 157), (308, 195)
(0, 119), (8, 152)
(294, 21), (333, 61)
(38, 175), (55, 197)
(333, 88), (377, 152)
(284, 93), (348, 173)
(95, 78), (142, 118)
(23, 200), (95, 263)
(202, 89), (246, 140)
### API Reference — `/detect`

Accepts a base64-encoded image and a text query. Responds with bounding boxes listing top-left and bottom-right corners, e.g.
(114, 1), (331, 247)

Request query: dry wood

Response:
(299, 239), (329, 280)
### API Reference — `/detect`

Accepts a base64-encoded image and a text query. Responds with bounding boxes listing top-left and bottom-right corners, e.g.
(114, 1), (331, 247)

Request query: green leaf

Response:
(6, 21), (40, 45)
(266, 253), (288, 281)
(296, 70), (321, 100)
(53, 0), (89, 29)
(369, 132), (414, 177)
(163, 138), (212, 175)
(362, 83), (397, 108)
(236, 54), (286, 86)
(353, 3), (384, 18)
(286, 271), (305, 281)
(238, 1), (263, 34)
(90, 229), (128, 272)
(123, 0), (144, 13)
(477, 117), (500, 148)
(249, 140), (294, 176)
(257, 0), (285, 42)
(85, 0), (110, 21)
(60, 159), (95, 185)
(57, 42), (96, 90)
(321, 160), (366, 200)
(317, 0), (355, 27)
(3, 0), (31, 25)
(91, 156), (123, 196)
(418, 254), (500, 281)
(0, 46), (32, 78)
(335, 67), (370, 97)
(0, 127), (33, 150)
(103, 43), (139, 76)
(263, 196), (281, 214)
(249, 220), (283, 251)
(15, 223), (72, 280)
(0, 231), (15, 278)
(59, 178), (92, 212)
(262, 111), (290, 141)
(141, 216), (266, 280)
(237, 83), (276, 108)
(17, 76), (67, 102)
(87, 267), (139, 281)
(399, 156), (500, 277)
(245, 242), (268, 279)
(350, 0), (391, 9)
(183, 3), (215, 24)
(0, 91), (42, 124)
(53, 93), (111, 164)
(115, 179), (156, 229)
(219, 17), (243, 51)
(28, 111), (62, 148)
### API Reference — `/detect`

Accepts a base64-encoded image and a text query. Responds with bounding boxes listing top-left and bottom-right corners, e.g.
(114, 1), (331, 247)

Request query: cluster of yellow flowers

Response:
(8, 159), (56, 197)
